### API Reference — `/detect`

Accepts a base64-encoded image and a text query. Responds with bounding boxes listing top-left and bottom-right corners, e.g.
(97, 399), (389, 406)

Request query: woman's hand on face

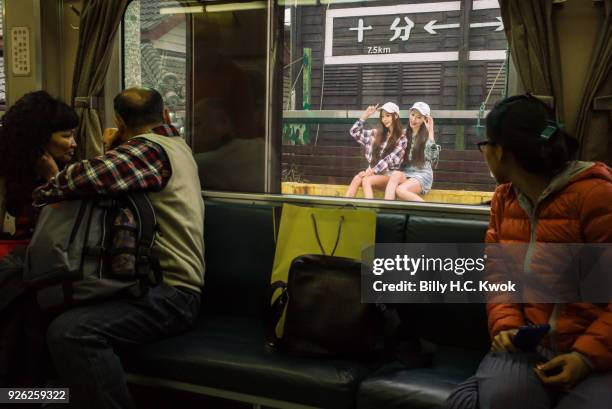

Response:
(534, 353), (591, 389)
(490, 329), (519, 353)
(37, 151), (60, 181)
(360, 104), (380, 121)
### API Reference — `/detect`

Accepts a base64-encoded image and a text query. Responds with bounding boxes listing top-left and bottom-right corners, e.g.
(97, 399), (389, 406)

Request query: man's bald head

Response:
(113, 87), (165, 130)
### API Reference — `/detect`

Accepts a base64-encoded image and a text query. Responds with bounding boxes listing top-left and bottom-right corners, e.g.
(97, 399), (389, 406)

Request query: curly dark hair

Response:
(0, 91), (78, 216)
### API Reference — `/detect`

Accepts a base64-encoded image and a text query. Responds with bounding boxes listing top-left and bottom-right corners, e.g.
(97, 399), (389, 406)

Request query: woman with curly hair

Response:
(0, 91), (78, 389)
(0, 91), (78, 239)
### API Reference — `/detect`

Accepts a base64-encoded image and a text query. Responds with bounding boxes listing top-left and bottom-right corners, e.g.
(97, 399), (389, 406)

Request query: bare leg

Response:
(345, 174), (364, 197)
(362, 175), (390, 199)
(396, 178), (424, 202)
(384, 171), (406, 200)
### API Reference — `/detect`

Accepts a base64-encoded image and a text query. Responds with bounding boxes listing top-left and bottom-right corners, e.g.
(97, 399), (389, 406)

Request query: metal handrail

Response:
(202, 190), (491, 219)
(282, 109), (488, 125)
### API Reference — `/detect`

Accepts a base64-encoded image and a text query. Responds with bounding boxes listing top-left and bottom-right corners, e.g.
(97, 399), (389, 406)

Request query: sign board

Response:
(324, 1), (505, 65)
(10, 26), (31, 76)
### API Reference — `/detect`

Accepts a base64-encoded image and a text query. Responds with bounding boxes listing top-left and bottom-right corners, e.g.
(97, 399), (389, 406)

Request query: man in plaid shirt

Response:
(32, 88), (204, 409)
(33, 124), (174, 205)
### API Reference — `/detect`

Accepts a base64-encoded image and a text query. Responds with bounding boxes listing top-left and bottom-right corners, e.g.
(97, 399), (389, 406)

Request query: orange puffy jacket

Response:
(486, 161), (612, 370)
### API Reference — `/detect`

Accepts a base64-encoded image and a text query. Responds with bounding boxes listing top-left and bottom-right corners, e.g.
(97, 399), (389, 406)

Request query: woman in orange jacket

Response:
(444, 94), (612, 409)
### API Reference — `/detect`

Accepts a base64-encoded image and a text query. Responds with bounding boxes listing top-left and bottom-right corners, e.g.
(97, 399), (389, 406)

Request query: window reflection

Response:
(191, 11), (267, 192)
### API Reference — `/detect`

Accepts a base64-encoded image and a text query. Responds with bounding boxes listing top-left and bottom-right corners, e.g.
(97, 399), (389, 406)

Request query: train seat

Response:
(123, 314), (376, 408)
(121, 198), (490, 408)
(355, 216), (490, 408)
(123, 200), (406, 408)
(356, 346), (484, 409)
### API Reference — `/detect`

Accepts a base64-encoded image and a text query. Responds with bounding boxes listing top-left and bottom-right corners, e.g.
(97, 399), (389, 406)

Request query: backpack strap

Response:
(272, 206), (282, 245)
(266, 280), (288, 348)
(126, 192), (162, 286)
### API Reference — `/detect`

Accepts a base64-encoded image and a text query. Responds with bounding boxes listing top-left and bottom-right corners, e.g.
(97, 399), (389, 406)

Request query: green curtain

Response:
(499, 0), (564, 120)
(575, 0), (612, 164)
(71, 0), (131, 159)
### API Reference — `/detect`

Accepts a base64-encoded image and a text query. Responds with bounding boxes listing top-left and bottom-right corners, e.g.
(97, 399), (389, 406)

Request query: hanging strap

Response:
(311, 214), (344, 256)
(484, 61), (506, 108)
(266, 280), (289, 348)
(476, 52), (507, 137)
(272, 207), (282, 245)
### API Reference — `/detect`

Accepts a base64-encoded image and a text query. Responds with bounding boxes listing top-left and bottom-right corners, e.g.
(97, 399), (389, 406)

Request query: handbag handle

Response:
(311, 214), (344, 256)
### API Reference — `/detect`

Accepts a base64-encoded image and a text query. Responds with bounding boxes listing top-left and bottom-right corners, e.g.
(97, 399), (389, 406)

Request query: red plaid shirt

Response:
(33, 125), (178, 206)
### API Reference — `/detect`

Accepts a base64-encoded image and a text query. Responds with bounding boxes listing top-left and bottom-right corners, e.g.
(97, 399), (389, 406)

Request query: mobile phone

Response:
(512, 324), (550, 351)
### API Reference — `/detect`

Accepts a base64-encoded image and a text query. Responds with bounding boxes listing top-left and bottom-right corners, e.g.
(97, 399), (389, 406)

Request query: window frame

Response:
(112, 0), (520, 216)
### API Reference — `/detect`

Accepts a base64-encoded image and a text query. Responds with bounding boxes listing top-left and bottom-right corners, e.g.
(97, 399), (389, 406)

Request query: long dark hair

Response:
(0, 91), (78, 215)
(486, 94), (578, 175)
(403, 120), (429, 167)
(370, 111), (404, 167)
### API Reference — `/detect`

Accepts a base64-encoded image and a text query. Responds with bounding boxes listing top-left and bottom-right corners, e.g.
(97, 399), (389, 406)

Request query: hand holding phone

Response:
(491, 328), (519, 352)
(512, 324), (550, 351)
(534, 352), (591, 388)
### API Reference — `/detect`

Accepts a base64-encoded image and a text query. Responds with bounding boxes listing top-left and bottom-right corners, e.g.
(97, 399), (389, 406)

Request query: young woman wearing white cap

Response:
(345, 102), (407, 198)
(384, 102), (436, 201)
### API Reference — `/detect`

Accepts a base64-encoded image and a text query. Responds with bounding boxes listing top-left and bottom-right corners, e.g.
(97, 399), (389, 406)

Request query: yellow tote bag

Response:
(271, 203), (376, 286)
(269, 204), (376, 339)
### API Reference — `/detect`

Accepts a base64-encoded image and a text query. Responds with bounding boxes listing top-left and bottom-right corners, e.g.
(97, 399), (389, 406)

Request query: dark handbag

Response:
(269, 214), (380, 357)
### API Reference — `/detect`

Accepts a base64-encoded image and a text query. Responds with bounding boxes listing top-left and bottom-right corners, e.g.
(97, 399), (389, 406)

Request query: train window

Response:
(280, 0), (508, 205)
(123, 0), (268, 193)
(122, 0), (509, 203)
(123, 0), (188, 134)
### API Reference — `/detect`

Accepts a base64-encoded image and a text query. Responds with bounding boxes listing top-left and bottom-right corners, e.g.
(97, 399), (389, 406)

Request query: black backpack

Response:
(23, 192), (161, 309)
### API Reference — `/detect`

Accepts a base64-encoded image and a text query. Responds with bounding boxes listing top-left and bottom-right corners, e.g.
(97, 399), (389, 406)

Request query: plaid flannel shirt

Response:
(349, 120), (407, 173)
(33, 125), (178, 206)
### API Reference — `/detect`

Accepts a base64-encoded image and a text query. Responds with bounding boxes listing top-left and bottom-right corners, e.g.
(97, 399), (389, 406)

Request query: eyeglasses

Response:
(476, 140), (491, 153)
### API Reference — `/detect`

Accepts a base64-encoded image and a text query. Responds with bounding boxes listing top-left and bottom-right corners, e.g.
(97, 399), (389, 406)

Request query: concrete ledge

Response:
(281, 182), (494, 205)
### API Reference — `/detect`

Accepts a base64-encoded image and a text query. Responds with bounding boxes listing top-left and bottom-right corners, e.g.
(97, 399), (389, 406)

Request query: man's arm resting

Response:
(33, 138), (171, 206)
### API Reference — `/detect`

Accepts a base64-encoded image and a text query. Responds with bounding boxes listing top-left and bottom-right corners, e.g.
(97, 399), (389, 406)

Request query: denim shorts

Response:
(402, 164), (433, 194)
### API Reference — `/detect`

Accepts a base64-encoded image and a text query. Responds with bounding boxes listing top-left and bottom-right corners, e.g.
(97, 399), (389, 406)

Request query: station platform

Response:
(281, 182), (494, 205)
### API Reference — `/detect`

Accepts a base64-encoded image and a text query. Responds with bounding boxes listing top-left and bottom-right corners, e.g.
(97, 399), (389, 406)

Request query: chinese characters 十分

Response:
(349, 16), (415, 43)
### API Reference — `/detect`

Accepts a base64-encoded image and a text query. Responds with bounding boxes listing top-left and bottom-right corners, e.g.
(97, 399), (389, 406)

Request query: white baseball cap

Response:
(380, 102), (400, 115)
(410, 102), (431, 117)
